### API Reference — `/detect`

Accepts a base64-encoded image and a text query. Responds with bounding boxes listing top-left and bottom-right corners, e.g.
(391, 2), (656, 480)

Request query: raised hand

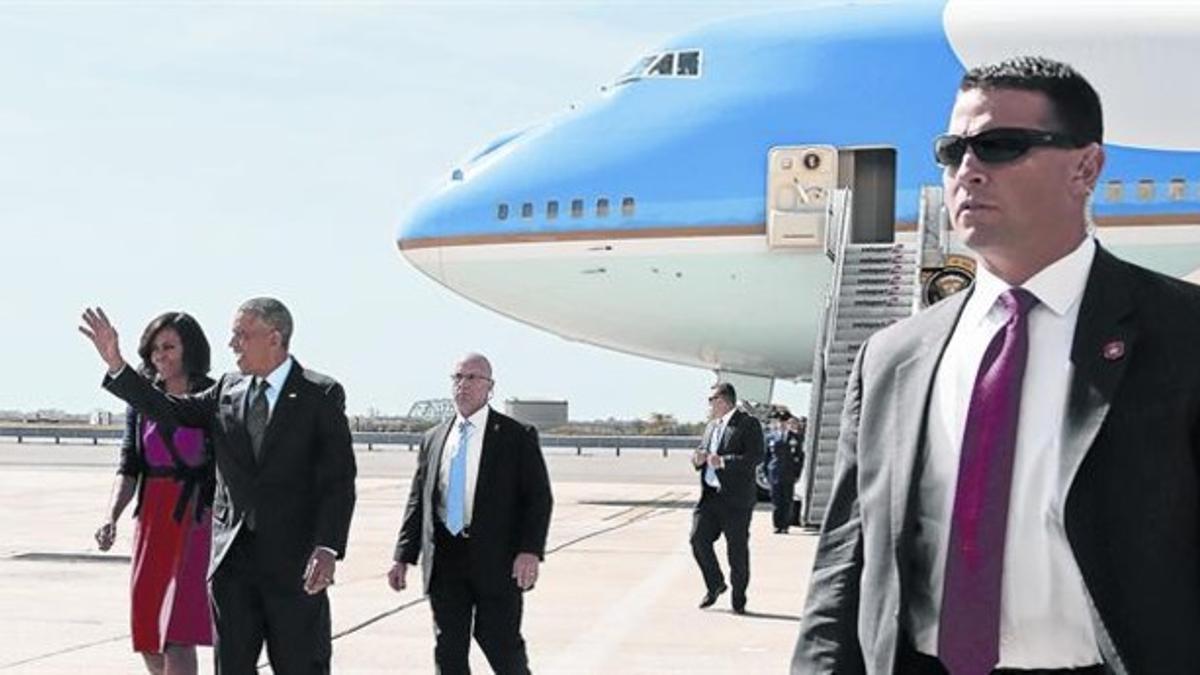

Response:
(78, 307), (126, 372)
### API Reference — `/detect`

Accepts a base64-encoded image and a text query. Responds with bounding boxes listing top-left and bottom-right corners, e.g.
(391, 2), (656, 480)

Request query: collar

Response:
(454, 405), (490, 431)
(717, 408), (736, 427)
(258, 356), (293, 392)
(962, 235), (1095, 327)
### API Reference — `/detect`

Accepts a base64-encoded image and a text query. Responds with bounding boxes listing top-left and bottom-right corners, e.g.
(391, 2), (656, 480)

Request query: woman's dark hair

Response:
(136, 311), (212, 389)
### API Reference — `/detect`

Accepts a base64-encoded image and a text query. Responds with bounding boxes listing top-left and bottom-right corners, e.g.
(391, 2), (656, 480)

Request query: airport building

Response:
(503, 398), (568, 431)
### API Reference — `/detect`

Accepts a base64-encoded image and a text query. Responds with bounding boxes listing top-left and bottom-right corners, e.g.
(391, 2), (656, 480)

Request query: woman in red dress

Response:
(94, 312), (214, 675)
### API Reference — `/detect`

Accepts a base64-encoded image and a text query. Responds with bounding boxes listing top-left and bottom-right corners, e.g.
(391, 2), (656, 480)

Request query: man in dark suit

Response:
(81, 298), (356, 674)
(388, 353), (553, 674)
(690, 382), (763, 615)
(793, 57), (1200, 674)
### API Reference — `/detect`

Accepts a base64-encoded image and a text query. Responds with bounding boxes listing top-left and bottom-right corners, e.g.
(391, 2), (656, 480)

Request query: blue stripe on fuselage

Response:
(397, 1), (1200, 244)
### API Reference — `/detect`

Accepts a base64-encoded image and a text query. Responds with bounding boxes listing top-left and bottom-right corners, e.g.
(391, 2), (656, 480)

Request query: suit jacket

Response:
(394, 408), (553, 594)
(794, 247), (1200, 675)
(697, 409), (764, 509)
(767, 430), (803, 485)
(105, 359), (357, 581)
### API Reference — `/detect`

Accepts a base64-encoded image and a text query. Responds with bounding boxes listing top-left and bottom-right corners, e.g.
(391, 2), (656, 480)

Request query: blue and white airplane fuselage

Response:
(397, 0), (1200, 386)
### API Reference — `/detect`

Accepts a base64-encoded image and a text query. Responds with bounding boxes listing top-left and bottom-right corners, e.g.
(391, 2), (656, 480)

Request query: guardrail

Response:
(0, 426), (701, 457)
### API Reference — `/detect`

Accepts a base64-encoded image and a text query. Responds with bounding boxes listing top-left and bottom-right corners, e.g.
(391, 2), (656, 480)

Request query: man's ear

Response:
(1072, 143), (1106, 197)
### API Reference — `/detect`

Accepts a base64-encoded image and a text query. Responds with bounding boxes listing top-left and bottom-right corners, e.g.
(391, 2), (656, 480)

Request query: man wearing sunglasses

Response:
(795, 56), (1200, 674)
(388, 353), (553, 674)
(690, 382), (764, 615)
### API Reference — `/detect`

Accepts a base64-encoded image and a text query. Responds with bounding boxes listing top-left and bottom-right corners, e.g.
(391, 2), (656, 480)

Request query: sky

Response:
(0, 0), (812, 422)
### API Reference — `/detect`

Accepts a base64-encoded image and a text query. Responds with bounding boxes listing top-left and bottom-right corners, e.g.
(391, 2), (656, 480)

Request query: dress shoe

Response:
(699, 582), (728, 609)
(732, 595), (747, 614)
(732, 603), (747, 615)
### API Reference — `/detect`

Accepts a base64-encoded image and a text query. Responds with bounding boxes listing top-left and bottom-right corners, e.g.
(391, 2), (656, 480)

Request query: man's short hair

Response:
(960, 56), (1103, 145)
(712, 382), (737, 406)
(238, 297), (294, 348)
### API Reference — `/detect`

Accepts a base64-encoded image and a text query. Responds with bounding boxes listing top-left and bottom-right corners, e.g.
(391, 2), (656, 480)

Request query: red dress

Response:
(129, 420), (213, 652)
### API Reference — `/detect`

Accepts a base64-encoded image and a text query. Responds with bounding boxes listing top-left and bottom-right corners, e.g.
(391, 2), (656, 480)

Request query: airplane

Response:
(394, 0), (1200, 404)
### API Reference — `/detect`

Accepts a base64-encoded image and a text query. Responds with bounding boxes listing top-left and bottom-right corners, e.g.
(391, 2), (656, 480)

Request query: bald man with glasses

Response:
(389, 353), (553, 674)
(794, 57), (1200, 674)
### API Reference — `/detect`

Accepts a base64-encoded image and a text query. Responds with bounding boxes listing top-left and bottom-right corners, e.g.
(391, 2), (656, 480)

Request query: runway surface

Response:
(0, 441), (818, 673)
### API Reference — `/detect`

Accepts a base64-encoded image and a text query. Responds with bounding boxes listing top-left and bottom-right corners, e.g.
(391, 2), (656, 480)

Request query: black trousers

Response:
(429, 524), (530, 675)
(770, 477), (795, 531)
(690, 490), (753, 605)
(211, 531), (331, 675)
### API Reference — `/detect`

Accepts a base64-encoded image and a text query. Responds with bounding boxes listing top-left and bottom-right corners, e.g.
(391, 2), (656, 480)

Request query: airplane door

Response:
(838, 147), (897, 244)
(766, 146), (897, 249)
(766, 146), (837, 249)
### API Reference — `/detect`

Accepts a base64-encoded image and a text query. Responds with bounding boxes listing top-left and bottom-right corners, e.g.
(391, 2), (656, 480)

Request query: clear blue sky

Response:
(1, 1), (810, 422)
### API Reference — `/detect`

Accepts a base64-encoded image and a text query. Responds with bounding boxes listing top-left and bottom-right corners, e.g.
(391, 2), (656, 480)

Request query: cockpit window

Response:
(615, 49), (702, 85)
(649, 53), (674, 76)
(676, 50), (699, 76)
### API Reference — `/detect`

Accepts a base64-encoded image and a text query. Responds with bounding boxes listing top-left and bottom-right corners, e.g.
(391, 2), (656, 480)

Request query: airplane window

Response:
(546, 200), (559, 220)
(1136, 179), (1154, 201)
(596, 198), (610, 217)
(571, 199), (584, 218)
(497, 203), (509, 220)
(616, 55), (656, 85)
(1168, 178), (1186, 201)
(522, 202), (534, 218)
(621, 197), (635, 217)
(1104, 180), (1123, 202)
(649, 53), (674, 77)
(676, 51), (700, 76)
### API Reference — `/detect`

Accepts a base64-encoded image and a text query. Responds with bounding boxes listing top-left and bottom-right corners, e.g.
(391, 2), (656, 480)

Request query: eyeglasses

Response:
(451, 373), (492, 384)
(933, 127), (1083, 167)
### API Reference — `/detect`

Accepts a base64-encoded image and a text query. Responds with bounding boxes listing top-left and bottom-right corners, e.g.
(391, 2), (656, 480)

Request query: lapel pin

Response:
(287, 392), (297, 399)
(1102, 340), (1125, 361)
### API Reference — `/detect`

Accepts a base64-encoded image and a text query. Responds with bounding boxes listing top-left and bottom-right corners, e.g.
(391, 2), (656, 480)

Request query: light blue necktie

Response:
(446, 420), (471, 535)
(704, 420), (723, 489)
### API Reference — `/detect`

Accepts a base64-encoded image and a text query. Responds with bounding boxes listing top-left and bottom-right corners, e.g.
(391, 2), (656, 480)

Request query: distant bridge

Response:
(0, 425), (700, 455)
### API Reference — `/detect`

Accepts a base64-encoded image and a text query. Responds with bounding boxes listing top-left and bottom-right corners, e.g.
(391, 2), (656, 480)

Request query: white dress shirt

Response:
(437, 405), (489, 529)
(704, 408), (736, 489)
(907, 236), (1102, 667)
(249, 356), (293, 417)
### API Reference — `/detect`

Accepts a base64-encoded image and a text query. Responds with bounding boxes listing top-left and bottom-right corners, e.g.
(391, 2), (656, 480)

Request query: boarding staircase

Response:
(798, 186), (951, 528)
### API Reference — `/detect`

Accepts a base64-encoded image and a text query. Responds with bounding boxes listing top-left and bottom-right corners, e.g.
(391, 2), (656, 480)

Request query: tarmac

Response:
(0, 440), (819, 674)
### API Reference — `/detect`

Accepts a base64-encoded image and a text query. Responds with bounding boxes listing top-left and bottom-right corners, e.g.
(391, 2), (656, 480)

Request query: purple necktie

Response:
(939, 288), (1038, 675)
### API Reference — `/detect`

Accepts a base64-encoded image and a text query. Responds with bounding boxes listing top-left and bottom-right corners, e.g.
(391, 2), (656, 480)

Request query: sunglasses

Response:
(933, 127), (1083, 167)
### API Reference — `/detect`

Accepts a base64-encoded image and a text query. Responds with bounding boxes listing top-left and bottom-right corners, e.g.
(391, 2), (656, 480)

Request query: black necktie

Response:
(247, 379), (269, 461)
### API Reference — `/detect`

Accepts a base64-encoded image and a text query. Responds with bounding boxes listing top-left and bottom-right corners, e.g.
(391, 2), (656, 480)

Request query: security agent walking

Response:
(81, 298), (356, 674)
(389, 353), (553, 674)
(794, 57), (1200, 674)
(690, 382), (764, 614)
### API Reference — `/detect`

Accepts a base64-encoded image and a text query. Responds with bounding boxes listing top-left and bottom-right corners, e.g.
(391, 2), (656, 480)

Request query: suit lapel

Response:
(257, 360), (304, 467)
(225, 375), (256, 466)
(474, 409), (501, 520)
(718, 411), (738, 453)
(1060, 248), (1137, 506)
(890, 291), (969, 556)
(425, 418), (454, 502)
